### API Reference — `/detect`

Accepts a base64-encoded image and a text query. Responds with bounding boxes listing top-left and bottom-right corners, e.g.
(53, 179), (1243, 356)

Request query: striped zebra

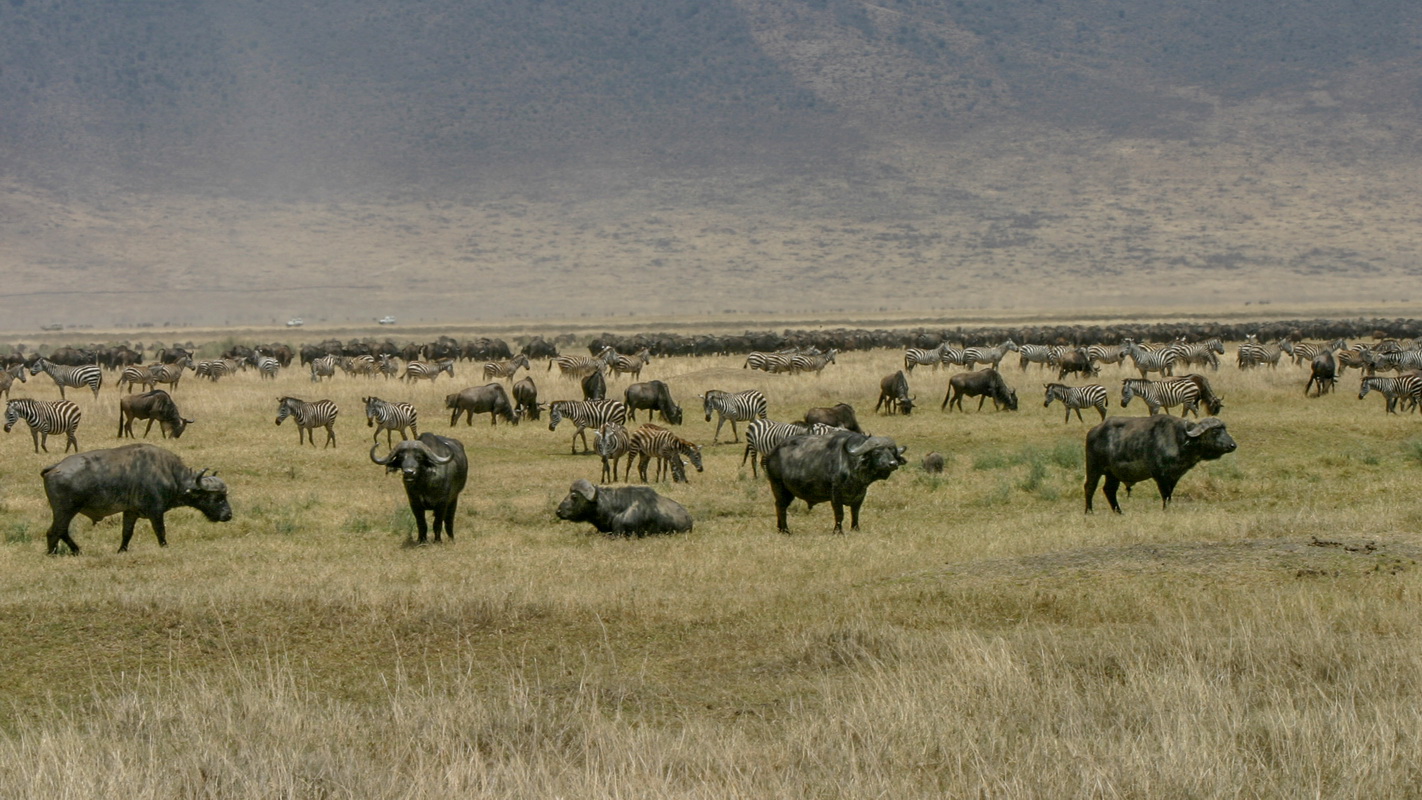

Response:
(29, 357), (102, 399)
(482, 354), (531, 382)
(0, 362), (27, 399)
(547, 399), (628, 454)
(1169, 338), (1224, 371)
(609, 349), (652, 380)
(403, 359), (455, 383)
(377, 354), (401, 380)
(341, 355), (380, 377)
(275, 396), (339, 448)
(4, 398), (82, 453)
(1086, 343), (1129, 370)
(195, 358), (243, 382)
(549, 353), (608, 380)
(363, 396), (419, 445)
(744, 350), (800, 374)
(789, 349), (837, 375)
(1043, 383), (1108, 423)
(903, 344), (950, 373)
(1236, 336), (1283, 369)
(961, 340), (1019, 371)
(1017, 344), (1058, 371)
(1120, 378), (1200, 417)
(740, 418), (836, 477)
(699, 388), (768, 444)
(310, 355), (338, 382)
(250, 354), (281, 380)
(148, 361), (188, 391)
(628, 424), (703, 483)
(117, 365), (157, 394)
(1335, 346), (1374, 376)
(1367, 350), (1422, 374)
(594, 422), (634, 482)
(1358, 375), (1422, 414)
(1281, 338), (1347, 367)
(1122, 340), (1178, 378)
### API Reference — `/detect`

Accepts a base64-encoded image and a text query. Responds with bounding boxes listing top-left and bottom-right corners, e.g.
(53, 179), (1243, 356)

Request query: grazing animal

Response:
(1305, 351), (1337, 397)
(594, 422), (634, 482)
(555, 478), (693, 536)
(921, 452), (945, 474)
(310, 355), (338, 382)
(700, 389), (769, 443)
(1084, 415), (1237, 513)
(1055, 348), (1099, 380)
(789, 349), (837, 375)
(581, 369), (607, 401)
(740, 419), (837, 478)
(875, 370), (915, 415)
(745, 351), (797, 373)
(1044, 383), (1108, 423)
(1120, 378), (1201, 417)
(624, 380), (683, 424)
(550, 353), (609, 380)
(548, 399), (628, 454)
(1122, 340), (1177, 379)
(117, 365), (157, 394)
(1164, 374), (1224, 416)
(5, 398), (82, 453)
(482, 354), (532, 382)
(29, 357), (102, 399)
(364, 396), (419, 444)
(609, 348), (652, 380)
(445, 383), (520, 426)
(403, 359), (455, 383)
(1017, 343), (1058, 371)
(628, 424), (703, 483)
(1086, 343), (1129, 370)
(147, 361), (188, 391)
(942, 369), (1018, 412)
(1358, 375), (1422, 414)
(370, 433), (469, 544)
(764, 429), (907, 534)
(118, 390), (192, 439)
(512, 376), (542, 421)
(904, 344), (950, 372)
(249, 354), (281, 380)
(275, 396), (339, 448)
(803, 403), (863, 433)
(0, 362), (26, 399)
(961, 340), (1019, 371)
(194, 358), (242, 382)
(40, 443), (232, 554)
(1236, 335), (1283, 370)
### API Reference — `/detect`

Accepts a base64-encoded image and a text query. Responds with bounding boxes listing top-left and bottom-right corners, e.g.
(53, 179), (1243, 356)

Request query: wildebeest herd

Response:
(6, 324), (1422, 553)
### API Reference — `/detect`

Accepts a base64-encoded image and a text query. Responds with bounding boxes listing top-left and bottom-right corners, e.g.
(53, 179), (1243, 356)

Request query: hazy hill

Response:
(2, 0), (1421, 328)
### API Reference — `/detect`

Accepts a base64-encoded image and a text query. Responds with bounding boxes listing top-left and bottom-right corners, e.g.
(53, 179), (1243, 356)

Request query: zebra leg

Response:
(601, 455), (613, 483)
(325, 424), (336, 449)
(65, 429), (78, 452)
(727, 420), (740, 444)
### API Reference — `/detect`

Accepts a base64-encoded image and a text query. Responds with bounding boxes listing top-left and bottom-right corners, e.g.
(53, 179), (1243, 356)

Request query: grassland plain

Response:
(1, 337), (1420, 797)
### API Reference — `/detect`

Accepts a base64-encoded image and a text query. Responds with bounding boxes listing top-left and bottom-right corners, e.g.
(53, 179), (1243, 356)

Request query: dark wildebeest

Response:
(370, 433), (469, 544)
(1305, 351), (1337, 397)
(764, 429), (907, 534)
(555, 478), (693, 536)
(582, 370), (607, 401)
(803, 403), (863, 433)
(512, 376), (542, 421)
(1056, 348), (1098, 380)
(942, 369), (1018, 412)
(40, 443), (232, 554)
(445, 383), (521, 426)
(624, 380), (683, 424)
(1084, 415), (1237, 514)
(118, 389), (193, 439)
(922, 452), (945, 474)
(875, 371), (915, 415)
(1167, 374), (1224, 416)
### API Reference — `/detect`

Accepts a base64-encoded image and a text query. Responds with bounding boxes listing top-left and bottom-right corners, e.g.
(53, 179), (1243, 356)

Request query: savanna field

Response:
(1, 332), (1420, 798)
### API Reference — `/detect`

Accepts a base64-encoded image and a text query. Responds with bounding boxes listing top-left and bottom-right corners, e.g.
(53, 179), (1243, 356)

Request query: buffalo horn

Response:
(846, 436), (895, 456)
(369, 443), (395, 466)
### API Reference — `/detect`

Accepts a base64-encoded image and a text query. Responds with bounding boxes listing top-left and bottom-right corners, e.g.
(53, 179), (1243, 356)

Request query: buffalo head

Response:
(556, 478), (599, 523)
(1185, 417), (1237, 460)
(370, 440), (453, 481)
(186, 468), (233, 522)
(848, 436), (908, 481)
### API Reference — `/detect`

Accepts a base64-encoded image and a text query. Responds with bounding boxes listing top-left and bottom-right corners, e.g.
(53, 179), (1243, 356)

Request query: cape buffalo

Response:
(41, 443), (232, 554)
(764, 429), (907, 534)
(446, 383), (520, 426)
(118, 389), (193, 439)
(370, 433), (470, 543)
(555, 478), (692, 536)
(624, 380), (683, 424)
(1084, 415), (1237, 513)
(942, 369), (1018, 412)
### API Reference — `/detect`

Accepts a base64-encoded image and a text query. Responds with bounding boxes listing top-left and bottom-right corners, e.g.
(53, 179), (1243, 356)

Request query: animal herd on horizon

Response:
(4, 329), (1421, 554)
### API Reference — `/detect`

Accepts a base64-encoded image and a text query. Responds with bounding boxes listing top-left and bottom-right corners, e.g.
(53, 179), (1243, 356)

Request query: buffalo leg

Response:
(848, 501), (863, 532)
(440, 499), (457, 541)
(119, 511), (140, 552)
(1156, 477), (1178, 509)
(412, 505), (430, 544)
(769, 480), (794, 534)
(1084, 470), (1101, 513)
(1102, 475), (1123, 513)
(830, 501), (845, 535)
(46, 510), (81, 555)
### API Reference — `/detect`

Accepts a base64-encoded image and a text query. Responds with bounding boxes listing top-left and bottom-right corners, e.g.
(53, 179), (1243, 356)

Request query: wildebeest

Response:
(803, 403), (863, 433)
(921, 452), (945, 474)
(942, 369), (1018, 412)
(1056, 348), (1098, 380)
(555, 478), (693, 536)
(445, 383), (520, 426)
(1084, 415), (1237, 513)
(370, 433), (469, 544)
(875, 371), (915, 415)
(764, 429), (907, 534)
(624, 380), (683, 424)
(582, 369), (607, 401)
(512, 376), (542, 421)
(40, 443), (232, 554)
(118, 389), (192, 439)
(1305, 351), (1337, 397)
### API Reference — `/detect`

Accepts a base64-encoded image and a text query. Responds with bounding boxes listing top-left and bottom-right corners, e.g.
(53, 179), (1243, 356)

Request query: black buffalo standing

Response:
(370, 433), (470, 543)
(40, 443), (232, 554)
(1084, 415), (1237, 513)
(446, 384), (520, 426)
(555, 478), (693, 536)
(624, 380), (683, 424)
(764, 429), (907, 534)
(942, 369), (1018, 412)
(118, 389), (193, 439)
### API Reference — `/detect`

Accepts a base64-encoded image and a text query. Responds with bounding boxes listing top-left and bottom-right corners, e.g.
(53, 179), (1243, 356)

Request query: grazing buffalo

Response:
(1084, 415), (1237, 513)
(942, 369), (1018, 412)
(446, 383), (520, 426)
(803, 403), (863, 433)
(875, 371), (915, 415)
(624, 380), (683, 424)
(512, 376), (542, 421)
(40, 443), (232, 554)
(555, 478), (693, 536)
(764, 429), (907, 534)
(370, 433), (469, 543)
(1306, 351), (1337, 397)
(581, 370), (606, 401)
(118, 389), (193, 439)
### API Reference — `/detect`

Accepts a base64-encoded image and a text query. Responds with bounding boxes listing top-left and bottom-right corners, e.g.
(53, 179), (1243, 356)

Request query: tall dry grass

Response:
(0, 343), (1419, 797)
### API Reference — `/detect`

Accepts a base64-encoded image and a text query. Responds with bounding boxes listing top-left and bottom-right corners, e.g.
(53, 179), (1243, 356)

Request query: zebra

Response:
(903, 344), (950, 373)
(117, 365), (157, 394)
(4, 398), (81, 453)
(148, 361), (188, 391)
(275, 396), (339, 448)
(699, 389), (768, 444)
(377, 354), (401, 380)
(341, 355), (380, 377)
(744, 350), (800, 374)
(1281, 338), (1347, 367)
(1122, 340), (1178, 378)
(29, 357), (102, 399)
(1043, 383), (1108, 423)
(310, 355), (338, 382)
(628, 424), (703, 483)
(1236, 335), (1283, 369)
(250, 354), (281, 380)
(1086, 343), (1129, 370)
(482, 354), (531, 382)
(961, 340), (1019, 371)
(403, 359), (454, 383)
(363, 396), (419, 445)
(1367, 350), (1422, 374)
(1017, 344), (1058, 371)
(594, 422), (634, 482)
(1120, 378), (1200, 417)
(194, 358), (243, 382)
(1169, 338), (1223, 371)
(549, 353), (607, 380)
(789, 349), (837, 375)
(0, 362), (27, 399)
(609, 349), (652, 380)
(1358, 375), (1422, 415)
(547, 399), (628, 454)
(1335, 346), (1374, 376)
(740, 418), (837, 478)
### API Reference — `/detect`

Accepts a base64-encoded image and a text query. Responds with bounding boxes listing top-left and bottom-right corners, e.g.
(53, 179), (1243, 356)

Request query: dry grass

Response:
(0, 342), (1420, 797)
